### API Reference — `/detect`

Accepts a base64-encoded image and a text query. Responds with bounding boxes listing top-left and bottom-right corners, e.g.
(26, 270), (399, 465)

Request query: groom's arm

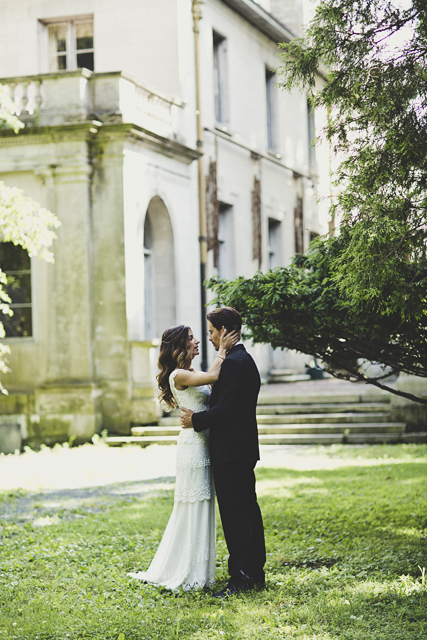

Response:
(191, 357), (242, 433)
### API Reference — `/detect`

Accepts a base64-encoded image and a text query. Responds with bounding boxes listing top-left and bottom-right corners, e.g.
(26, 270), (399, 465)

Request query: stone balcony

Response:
(0, 69), (184, 140)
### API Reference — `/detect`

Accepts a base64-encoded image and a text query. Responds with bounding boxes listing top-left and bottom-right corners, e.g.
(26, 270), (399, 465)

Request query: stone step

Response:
(131, 423), (406, 437)
(258, 423), (406, 434)
(269, 369), (294, 376)
(106, 435), (178, 447)
(105, 430), (425, 448)
(268, 374), (312, 383)
(256, 402), (389, 415)
(132, 426), (180, 436)
(257, 412), (394, 424)
(257, 393), (389, 405)
(257, 432), (426, 445)
(158, 412), (394, 426)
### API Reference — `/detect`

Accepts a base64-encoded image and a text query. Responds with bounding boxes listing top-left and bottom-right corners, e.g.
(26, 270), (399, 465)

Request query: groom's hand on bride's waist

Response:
(180, 407), (194, 428)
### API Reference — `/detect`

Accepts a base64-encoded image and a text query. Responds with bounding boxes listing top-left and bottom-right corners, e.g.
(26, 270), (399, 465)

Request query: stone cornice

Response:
(97, 123), (202, 164)
(0, 121), (201, 165)
(0, 121), (101, 147)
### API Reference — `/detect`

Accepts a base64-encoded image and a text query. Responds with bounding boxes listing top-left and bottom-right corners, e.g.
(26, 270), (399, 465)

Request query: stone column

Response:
(34, 153), (102, 444)
(91, 135), (131, 434)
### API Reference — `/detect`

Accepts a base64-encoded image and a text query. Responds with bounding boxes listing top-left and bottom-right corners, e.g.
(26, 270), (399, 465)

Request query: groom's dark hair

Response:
(207, 307), (242, 333)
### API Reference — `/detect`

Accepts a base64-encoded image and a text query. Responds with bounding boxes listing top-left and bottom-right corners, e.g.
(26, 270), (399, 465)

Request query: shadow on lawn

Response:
(0, 477), (175, 525)
(256, 462), (427, 580)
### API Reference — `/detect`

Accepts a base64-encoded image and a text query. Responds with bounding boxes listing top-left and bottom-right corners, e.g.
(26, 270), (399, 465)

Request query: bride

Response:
(128, 324), (238, 591)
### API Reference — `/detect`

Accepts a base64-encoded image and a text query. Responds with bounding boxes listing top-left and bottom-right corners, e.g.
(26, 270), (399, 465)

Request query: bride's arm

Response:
(174, 330), (239, 388)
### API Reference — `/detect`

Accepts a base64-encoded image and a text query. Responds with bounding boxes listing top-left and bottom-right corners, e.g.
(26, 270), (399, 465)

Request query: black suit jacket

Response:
(192, 344), (261, 464)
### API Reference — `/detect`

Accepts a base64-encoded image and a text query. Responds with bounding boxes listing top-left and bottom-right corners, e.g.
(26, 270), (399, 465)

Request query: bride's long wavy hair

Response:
(157, 325), (192, 410)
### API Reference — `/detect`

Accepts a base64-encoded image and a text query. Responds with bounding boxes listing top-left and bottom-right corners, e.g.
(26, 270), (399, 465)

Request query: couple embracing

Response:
(129, 307), (265, 597)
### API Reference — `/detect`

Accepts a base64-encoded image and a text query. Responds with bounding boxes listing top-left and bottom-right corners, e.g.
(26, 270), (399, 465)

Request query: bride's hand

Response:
(220, 329), (240, 351)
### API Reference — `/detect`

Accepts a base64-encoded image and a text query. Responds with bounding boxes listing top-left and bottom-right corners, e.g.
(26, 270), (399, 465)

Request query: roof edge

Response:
(219, 0), (296, 44)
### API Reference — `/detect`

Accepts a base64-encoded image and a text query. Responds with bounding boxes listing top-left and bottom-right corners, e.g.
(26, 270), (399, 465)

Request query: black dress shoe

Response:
(213, 574), (254, 598)
(213, 585), (242, 598)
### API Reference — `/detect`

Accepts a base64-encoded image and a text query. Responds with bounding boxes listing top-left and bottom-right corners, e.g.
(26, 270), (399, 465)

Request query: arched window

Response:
(144, 214), (156, 340)
(144, 197), (176, 339)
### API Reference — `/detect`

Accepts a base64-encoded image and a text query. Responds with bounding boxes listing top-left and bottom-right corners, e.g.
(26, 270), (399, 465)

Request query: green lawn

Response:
(0, 444), (426, 639)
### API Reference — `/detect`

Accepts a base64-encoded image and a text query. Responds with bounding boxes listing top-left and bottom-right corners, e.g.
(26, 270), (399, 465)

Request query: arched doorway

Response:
(144, 196), (176, 339)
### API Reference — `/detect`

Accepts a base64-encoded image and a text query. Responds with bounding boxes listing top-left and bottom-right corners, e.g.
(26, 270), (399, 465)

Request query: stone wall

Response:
(391, 374), (427, 431)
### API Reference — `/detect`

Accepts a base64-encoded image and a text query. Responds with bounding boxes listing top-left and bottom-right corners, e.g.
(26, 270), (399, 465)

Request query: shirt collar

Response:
(227, 341), (243, 355)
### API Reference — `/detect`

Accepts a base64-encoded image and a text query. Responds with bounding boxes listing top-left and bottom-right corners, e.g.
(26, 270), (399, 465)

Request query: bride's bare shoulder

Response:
(172, 368), (188, 391)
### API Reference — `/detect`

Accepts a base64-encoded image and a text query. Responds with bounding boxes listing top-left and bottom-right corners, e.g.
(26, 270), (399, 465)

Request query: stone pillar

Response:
(46, 161), (94, 381)
(91, 136), (131, 434)
(36, 155), (102, 443)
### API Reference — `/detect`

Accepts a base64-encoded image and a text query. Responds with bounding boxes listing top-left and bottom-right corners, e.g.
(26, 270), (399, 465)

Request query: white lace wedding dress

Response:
(128, 370), (216, 591)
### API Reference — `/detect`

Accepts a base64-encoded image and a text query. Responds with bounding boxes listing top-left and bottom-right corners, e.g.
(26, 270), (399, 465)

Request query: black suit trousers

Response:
(213, 461), (266, 582)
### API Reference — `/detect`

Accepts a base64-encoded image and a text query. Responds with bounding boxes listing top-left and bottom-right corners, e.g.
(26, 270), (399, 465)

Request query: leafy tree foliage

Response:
(207, 243), (427, 404)
(278, 0), (427, 317)
(207, 0), (427, 403)
(0, 85), (60, 391)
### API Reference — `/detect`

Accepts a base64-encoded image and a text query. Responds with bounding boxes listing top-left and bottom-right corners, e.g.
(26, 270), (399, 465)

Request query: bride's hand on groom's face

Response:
(220, 329), (240, 351)
(180, 407), (194, 428)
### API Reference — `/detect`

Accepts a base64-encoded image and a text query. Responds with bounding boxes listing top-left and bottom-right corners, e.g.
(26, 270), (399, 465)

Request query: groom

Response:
(180, 306), (266, 596)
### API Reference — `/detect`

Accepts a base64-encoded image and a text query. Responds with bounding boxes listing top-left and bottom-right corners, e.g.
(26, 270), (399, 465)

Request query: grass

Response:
(0, 443), (426, 639)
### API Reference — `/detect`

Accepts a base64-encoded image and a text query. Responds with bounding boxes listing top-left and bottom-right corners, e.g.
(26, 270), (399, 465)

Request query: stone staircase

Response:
(268, 368), (311, 383)
(105, 388), (427, 447)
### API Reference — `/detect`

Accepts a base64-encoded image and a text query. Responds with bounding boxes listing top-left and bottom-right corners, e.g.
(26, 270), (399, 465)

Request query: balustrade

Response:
(0, 70), (180, 137)
(3, 78), (43, 116)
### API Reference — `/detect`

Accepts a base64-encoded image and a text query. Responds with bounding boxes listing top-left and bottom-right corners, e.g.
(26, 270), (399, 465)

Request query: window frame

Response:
(268, 217), (282, 269)
(39, 15), (94, 73)
(217, 202), (234, 280)
(0, 245), (37, 344)
(266, 67), (277, 151)
(213, 30), (229, 126)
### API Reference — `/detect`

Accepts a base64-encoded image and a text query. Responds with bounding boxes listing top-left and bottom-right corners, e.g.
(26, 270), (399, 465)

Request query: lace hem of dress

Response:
(128, 572), (215, 592)
(181, 578), (215, 591)
(128, 546), (216, 592)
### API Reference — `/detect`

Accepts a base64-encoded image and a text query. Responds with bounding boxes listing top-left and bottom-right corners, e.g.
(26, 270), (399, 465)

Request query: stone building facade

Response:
(0, 0), (331, 447)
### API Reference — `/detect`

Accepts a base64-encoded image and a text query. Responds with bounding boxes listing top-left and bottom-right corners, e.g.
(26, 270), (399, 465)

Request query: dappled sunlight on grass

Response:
(298, 487), (329, 495)
(0, 443), (426, 639)
(257, 475), (325, 499)
(259, 443), (427, 473)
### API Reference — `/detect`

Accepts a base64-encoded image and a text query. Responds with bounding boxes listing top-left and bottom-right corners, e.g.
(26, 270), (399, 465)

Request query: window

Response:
(309, 231), (319, 244)
(47, 19), (94, 72)
(307, 99), (316, 170)
(213, 32), (228, 125)
(217, 202), (234, 279)
(0, 243), (32, 338)
(266, 68), (276, 150)
(268, 219), (281, 269)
